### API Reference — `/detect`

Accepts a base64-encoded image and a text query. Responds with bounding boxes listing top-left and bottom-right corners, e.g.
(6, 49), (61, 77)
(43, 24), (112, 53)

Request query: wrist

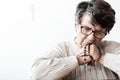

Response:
(76, 55), (81, 66)
(98, 54), (106, 64)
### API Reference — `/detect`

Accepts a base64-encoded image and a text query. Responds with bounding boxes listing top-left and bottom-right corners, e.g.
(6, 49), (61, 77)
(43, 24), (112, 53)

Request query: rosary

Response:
(83, 43), (95, 66)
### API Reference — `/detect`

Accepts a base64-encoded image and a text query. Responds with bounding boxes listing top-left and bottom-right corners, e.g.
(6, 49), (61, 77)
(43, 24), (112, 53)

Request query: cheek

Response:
(75, 26), (87, 46)
(95, 39), (102, 46)
(78, 33), (87, 45)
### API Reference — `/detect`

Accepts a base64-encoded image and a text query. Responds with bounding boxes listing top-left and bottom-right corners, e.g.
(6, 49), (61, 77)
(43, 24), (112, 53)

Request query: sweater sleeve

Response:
(30, 42), (79, 80)
(100, 41), (120, 77)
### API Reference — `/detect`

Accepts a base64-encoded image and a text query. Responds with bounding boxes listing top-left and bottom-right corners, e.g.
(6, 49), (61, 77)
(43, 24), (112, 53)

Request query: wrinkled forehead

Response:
(80, 14), (106, 31)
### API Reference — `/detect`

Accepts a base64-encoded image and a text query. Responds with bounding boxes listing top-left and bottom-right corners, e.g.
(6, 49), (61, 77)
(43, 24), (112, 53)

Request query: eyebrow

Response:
(82, 25), (106, 32)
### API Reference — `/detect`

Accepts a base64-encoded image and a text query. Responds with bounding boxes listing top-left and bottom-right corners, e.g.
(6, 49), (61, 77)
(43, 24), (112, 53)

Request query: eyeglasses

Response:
(81, 26), (107, 39)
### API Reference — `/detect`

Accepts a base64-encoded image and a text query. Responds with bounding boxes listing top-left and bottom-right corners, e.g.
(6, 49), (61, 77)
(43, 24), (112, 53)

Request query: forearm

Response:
(30, 56), (79, 80)
(99, 53), (120, 76)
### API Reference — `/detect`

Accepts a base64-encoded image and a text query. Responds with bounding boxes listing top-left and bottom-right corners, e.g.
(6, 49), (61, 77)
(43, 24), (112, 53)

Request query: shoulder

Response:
(101, 40), (120, 54)
(46, 40), (74, 57)
(55, 40), (73, 50)
(101, 40), (120, 47)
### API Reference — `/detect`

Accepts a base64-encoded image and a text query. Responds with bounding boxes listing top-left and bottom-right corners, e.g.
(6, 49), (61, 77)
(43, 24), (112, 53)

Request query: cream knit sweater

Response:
(30, 40), (120, 80)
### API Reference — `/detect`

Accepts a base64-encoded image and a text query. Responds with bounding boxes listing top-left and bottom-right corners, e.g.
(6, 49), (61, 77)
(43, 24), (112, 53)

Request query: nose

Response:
(87, 33), (95, 43)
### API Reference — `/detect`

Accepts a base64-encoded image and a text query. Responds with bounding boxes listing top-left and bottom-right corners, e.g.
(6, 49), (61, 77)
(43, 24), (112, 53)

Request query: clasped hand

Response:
(77, 44), (101, 66)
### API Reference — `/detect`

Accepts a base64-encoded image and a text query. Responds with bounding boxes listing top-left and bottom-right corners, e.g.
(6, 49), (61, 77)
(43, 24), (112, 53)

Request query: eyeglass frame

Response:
(80, 26), (107, 39)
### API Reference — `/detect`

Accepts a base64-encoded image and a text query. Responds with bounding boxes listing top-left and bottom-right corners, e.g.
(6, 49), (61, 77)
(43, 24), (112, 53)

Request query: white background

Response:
(0, 0), (120, 80)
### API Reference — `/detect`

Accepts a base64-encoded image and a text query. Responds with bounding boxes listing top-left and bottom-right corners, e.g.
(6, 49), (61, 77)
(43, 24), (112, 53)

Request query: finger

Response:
(89, 44), (100, 60)
(77, 47), (85, 56)
(77, 55), (92, 65)
(79, 56), (92, 64)
(86, 44), (90, 55)
(83, 56), (91, 63)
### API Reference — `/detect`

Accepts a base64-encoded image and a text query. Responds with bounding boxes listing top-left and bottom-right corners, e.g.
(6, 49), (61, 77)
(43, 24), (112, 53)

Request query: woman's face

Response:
(75, 14), (107, 48)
